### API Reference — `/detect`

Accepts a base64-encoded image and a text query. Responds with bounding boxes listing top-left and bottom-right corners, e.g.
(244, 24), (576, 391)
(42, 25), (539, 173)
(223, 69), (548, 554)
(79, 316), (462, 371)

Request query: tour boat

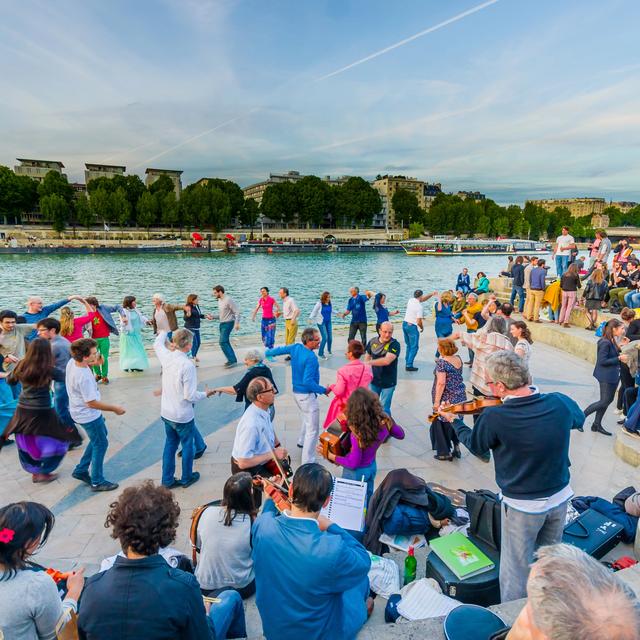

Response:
(400, 238), (550, 256)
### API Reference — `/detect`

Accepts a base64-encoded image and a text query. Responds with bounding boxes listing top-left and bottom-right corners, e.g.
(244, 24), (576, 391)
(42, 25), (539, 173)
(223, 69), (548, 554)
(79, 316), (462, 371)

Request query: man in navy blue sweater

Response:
(442, 351), (585, 602)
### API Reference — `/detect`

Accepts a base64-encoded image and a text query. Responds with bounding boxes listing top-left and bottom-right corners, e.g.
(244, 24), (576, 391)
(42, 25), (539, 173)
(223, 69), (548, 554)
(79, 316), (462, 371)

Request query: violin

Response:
(253, 476), (291, 512)
(263, 445), (293, 488)
(428, 397), (503, 423)
(46, 567), (72, 583)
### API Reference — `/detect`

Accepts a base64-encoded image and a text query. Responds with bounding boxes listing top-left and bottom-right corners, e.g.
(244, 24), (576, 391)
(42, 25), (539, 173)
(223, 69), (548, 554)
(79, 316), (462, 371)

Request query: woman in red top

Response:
(59, 299), (93, 343)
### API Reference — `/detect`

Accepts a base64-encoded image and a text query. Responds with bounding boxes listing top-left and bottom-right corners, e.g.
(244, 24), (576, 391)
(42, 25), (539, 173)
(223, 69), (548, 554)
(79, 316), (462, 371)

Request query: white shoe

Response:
(320, 355), (328, 360)
(614, 408), (623, 416)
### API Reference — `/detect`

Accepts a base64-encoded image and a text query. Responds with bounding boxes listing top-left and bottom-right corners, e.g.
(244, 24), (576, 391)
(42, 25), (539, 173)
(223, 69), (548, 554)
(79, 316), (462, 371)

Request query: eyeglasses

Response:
(257, 387), (276, 395)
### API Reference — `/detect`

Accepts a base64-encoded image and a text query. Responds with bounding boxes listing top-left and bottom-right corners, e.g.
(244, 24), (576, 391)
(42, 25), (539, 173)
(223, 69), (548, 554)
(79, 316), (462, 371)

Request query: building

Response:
(611, 201), (638, 214)
(84, 163), (126, 185)
(456, 190), (486, 201)
(14, 159), (65, 182)
(70, 183), (87, 199)
(527, 197), (605, 218)
(423, 183), (442, 209)
(371, 175), (426, 229)
(145, 168), (183, 197)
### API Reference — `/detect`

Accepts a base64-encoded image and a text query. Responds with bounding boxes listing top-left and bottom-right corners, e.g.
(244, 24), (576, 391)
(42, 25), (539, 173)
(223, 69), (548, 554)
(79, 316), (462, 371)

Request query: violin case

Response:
(425, 536), (501, 607)
(562, 508), (624, 560)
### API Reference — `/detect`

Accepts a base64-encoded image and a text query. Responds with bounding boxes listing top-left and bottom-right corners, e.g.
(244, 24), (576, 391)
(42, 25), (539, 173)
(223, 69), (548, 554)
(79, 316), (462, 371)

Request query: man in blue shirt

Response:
(253, 463), (372, 640)
(22, 294), (80, 341)
(267, 327), (328, 464)
(526, 258), (548, 323)
(340, 287), (373, 345)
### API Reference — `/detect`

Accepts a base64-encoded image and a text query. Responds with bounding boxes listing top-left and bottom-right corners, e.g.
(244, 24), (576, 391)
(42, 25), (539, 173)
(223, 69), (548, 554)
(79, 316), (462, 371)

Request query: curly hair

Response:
(105, 481), (180, 556)
(345, 387), (388, 449)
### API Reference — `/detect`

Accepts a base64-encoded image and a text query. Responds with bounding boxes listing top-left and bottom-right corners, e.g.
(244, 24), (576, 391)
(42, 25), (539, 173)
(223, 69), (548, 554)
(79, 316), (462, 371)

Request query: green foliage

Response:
(75, 193), (95, 230)
(0, 166), (38, 222)
(40, 194), (69, 234)
(89, 188), (112, 225)
(334, 177), (381, 227)
(149, 174), (175, 196)
(38, 171), (74, 205)
(161, 191), (179, 228)
(296, 175), (332, 226)
(202, 179), (244, 221)
(391, 188), (423, 227)
(136, 191), (158, 229)
(408, 222), (424, 239)
(240, 197), (260, 228)
(261, 182), (299, 224)
(111, 188), (131, 228)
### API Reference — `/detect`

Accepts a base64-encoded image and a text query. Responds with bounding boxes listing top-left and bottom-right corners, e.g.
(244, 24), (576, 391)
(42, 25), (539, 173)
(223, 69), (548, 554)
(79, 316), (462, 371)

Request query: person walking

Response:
(213, 285), (241, 367)
(509, 256), (526, 313)
(372, 292), (399, 334)
(279, 287), (300, 351)
(183, 294), (210, 363)
(150, 293), (186, 339)
(511, 320), (533, 366)
(309, 291), (334, 359)
(402, 289), (435, 371)
(557, 263), (582, 327)
(119, 295), (150, 373)
(553, 226), (576, 277)
(365, 321), (401, 415)
(251, 287), (280, 356)
(583, 269), (609, 330)
(85, 296), (124, 385)
(583, 318), (627, 436)
(341, 287), (374, 345)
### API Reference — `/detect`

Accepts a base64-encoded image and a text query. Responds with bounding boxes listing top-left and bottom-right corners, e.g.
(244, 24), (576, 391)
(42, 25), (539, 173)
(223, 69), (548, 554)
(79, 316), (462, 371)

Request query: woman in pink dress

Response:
(323, 340), (373, 428)
(59, 300), (92, 343)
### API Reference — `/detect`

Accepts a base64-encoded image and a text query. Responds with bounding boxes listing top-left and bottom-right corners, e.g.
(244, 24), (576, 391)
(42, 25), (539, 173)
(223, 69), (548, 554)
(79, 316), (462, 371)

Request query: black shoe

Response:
(617, 418), (626, 425)
(164, 478), (181, 489)
(406, 366), (419, 372)
(452, 447), (461, 459)
(180, 472), (200, 488)
(285, 356), (291, 361)
(178, 445), (207, 459)
(591, 425), (612, 436)
(68, 440), (83, 451)
(72, 470), (92, 485)
(2, 438), (15, 447)
(91, 480), (119, 492)
(224, 361), (237, 368)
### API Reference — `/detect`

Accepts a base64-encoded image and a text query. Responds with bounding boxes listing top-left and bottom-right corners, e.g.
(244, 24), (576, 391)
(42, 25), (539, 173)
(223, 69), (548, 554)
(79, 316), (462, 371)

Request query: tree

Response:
(0, 166), (38, 223)
(334, 177), (381, 227)
(240, 197), (260, 235)
(205, 187), (232, 230)
(111, 188), (131, 230)
(261, 182), (298, 225)
(408, 222), (425, 239)
(202, 178), (244, 222)
(161, 191), (179, 228)
(123, 175), (146, 221)
(38, 170), (74, 205)
(137, 191), (158, 235)
(296, 175), (331, 227)
(40, 194), (69, 235)
(149, 174), (175, 196)
(89, 188), (112, 226)
(392, 188), (422, 228)
(75, 193), (95, 230)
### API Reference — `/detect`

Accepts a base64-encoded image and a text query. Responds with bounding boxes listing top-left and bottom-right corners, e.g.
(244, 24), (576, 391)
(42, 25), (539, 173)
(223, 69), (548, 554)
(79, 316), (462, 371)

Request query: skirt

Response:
(119, 331), (149, 371)
(16, 434), (69, 474)
(585, 299), (603, 311)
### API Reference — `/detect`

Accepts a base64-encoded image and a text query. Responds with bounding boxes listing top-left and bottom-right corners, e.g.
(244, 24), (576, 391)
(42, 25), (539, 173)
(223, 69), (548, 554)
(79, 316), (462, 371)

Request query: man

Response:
(521, 256), (538, 317)
(509, 256), (526, 313)
(22, 294), (80, 341)
(615, 260), (640, 308)
(251, 287), (280, 355)
(402, 289), (435, 372)
(553, 226), (576, 277)
(212, 285), (240, 367)
(278, 287), (300, 353)
(66, 338), (126, 491)
(504, 544), (640, 640)
(340, 287), (373, 345)
(36, 318), (83, 447)
(267, 328), (327, 464)
(154, 329), (215, 489)
(455, 268), (471, 294)
(524, 259), (547, 322)
(498, 302), (516, 346)
(150, 293), (186, 337)
(365, 321), (400, 415)
(0, 310), (35, 398)
(84, 296), (124, 385)
(252, 463), (372, 640)
(589, 228), (613, 269)
(442, 351), (584, 601)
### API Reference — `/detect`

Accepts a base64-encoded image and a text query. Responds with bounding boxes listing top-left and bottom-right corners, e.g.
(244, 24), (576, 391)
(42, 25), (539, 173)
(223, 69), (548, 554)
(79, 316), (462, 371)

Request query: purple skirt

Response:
(15, 434), (69, 474)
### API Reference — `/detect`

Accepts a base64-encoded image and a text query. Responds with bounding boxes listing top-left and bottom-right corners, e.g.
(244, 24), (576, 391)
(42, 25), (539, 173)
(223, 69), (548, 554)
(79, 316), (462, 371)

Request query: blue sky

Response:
(1, 0), (638, 204)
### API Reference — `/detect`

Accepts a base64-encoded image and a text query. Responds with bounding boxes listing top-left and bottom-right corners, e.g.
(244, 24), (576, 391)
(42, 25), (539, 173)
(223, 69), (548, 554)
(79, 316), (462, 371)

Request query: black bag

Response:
(425, 537), (501, 607)
(562, 508), (624, 559)
(466, 490), (501, 551)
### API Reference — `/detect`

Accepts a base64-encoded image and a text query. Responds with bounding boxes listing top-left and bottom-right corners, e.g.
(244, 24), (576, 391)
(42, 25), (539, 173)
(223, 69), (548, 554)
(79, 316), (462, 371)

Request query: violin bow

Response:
(269, 447), (291, 490)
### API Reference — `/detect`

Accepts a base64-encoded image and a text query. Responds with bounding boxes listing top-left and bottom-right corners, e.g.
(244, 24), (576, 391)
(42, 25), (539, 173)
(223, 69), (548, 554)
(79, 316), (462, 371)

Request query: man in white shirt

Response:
(402, 289), (435, 372)
(154, 329), (215, 488)
(213, 284), (241, 367)
(278, 287), (300, 357)
(553, 226), (576, 277)
(67, 338), (125, 491)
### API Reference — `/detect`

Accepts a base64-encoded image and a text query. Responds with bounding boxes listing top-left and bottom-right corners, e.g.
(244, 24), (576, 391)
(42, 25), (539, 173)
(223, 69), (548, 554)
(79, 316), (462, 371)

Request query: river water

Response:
(2, 252), (509, 342)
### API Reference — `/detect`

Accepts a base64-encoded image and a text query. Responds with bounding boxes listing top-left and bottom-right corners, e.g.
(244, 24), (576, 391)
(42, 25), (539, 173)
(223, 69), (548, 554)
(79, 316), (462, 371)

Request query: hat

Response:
(624, 492), (640, 517)
(443, 604), (508, 640)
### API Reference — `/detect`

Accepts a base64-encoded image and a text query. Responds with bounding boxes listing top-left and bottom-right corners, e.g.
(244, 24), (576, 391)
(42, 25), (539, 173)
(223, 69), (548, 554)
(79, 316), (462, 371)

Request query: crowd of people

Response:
(1, 233), (640, 638)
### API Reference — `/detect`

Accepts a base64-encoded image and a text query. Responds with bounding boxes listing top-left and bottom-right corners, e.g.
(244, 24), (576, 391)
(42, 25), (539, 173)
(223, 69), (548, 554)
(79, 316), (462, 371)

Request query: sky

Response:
(1, 0), (639, 204)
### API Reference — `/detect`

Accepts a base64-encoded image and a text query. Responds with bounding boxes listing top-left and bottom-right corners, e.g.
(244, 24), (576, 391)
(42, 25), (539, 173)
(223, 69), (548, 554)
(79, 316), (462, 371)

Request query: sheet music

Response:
(396, 579), (462, 621)
(320, 477), (366, 531)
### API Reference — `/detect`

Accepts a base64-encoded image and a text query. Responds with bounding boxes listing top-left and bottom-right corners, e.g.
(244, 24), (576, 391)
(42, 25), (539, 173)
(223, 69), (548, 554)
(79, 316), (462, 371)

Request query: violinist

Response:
(231, 377), (288, 506)
(438, 351), (585, 603)
(252, 463), (373, 640)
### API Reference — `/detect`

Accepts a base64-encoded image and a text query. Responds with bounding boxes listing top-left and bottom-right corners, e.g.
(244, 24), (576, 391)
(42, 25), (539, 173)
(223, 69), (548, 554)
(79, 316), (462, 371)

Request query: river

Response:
(1, 252), (511, 342)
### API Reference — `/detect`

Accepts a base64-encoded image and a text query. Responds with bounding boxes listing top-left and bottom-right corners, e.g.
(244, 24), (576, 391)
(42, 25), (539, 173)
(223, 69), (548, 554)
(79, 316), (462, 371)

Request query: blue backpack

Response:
(594, 320), (607, 337)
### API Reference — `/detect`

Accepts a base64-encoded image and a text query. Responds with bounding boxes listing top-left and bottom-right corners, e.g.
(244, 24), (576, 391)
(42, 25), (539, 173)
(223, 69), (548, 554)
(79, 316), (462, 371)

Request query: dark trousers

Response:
(584, 381), (618, 428)
(624, 387), (638, 416)
(429, 418), (460, 457)
(617, 363), (634, 410)
(202, 579), (256, 601)
(348, 321), (367, 345)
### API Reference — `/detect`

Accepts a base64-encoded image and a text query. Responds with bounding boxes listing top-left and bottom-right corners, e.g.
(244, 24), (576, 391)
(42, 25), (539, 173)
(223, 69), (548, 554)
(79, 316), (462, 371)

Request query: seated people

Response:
(195, 472), (257, 599)
(0, 501), (84, 638)
(78, 480), (246, 640)
(252, 463), (372, 640)
(317, 387), (404, 504)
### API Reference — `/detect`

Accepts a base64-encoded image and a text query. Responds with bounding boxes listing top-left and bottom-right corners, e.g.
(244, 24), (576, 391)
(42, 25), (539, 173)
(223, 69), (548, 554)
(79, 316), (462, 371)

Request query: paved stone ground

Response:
(1, 323), (636, 637)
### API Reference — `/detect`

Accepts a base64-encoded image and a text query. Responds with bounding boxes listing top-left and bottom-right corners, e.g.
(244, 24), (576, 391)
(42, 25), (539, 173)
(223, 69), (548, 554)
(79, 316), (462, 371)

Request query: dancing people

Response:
(341, 287), (373, 345)
(251, 287), (280, 357)
(59, 300), (92, 342)
(85, 296), (124, 385)
(119, 295), (150, 372)
(309, 291), (334, 358)
(365, 321), (400, 415)
(213, 285), (241, 367)
(372, 292), (399, 334)
(183, 293), (211, 363)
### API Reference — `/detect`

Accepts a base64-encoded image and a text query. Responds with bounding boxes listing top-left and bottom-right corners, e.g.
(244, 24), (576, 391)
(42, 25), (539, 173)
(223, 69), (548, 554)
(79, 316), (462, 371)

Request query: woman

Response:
(309, 291), (334, 359)
(472, 272), (490, 295)
(558, 263), (582, 327)
(510, 320), (533, 366)
(614, 238), (633, 267)
(2, 339), (77, 483)
(451, 290), (466, 316)
(0, 501), (84, 638)
(59, 300), (92, 343)
(430, 338), (465, 461)
(583, 319), (627, 436)
(323, 340), (373, 428)
(195, 472), (257, 599)
(317, 388), (404, 504)
(434, 291), (455, 339)
(119, 295), (149, 373)
(583, 269), (608, 330)
(184, 294), (210, 362)
(372, 293), (399, 334)
(615, 308), (637, 416)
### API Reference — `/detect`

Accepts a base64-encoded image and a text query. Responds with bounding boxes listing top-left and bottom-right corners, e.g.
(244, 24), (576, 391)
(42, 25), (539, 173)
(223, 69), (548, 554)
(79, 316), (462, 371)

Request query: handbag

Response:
(465, 490), (501, 551)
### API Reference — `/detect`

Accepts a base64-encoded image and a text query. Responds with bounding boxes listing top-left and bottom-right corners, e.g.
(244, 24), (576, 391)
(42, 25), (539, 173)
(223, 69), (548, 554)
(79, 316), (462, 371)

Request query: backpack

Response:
(465, 489), (501, 551)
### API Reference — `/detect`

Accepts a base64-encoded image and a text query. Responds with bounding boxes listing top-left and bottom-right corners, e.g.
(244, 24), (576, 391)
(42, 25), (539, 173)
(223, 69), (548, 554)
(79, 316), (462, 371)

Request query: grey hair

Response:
(301, 327), (320, 344)
(246, 376), (270, 403)
(245, 348), (264, 363)
(172, 328), (193, 351)
(485, 351), (530, 390)
(528, 544), (640, 640)
(484, 315), (507, 336)
(27, 296), (43, 304)
(152, 293), (165, 302)
(379, 321), (393, 332)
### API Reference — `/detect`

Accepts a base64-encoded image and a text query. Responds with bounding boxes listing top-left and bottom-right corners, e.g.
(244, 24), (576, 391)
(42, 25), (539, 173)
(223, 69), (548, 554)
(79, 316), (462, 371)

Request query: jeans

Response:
(342, 459), (377, 505)
(500, 501), (568, 601)
(558, 290), (577, 324)
(294, 392), (320, 464)
(318, 321), (332, 356)
(91, 336), (110, 378)
(402, 321), (420, 367)
(74, 415), (109, 485)
(219, 321), (237, 364)
(348, 321), (367, 345)
(370, 383), (396, 416)
(509, 285), (526, 313)
(584, 381), (617, 428)
(161, 417), (195, 485)
(207, 589), (247, 640)
(260, 317), (276, 349)
(555, 254), (569, 277)
(9, 380), (22, 400)
(625, 291), (640, 309)
(190, 329), (202, 358)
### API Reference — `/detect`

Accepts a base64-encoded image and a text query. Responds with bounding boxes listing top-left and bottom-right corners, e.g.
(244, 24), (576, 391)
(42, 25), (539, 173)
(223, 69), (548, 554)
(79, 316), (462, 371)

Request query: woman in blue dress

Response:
(119, 296), (150, 372)
(310, 291), (334, 359)
(372, 292), (399, 334)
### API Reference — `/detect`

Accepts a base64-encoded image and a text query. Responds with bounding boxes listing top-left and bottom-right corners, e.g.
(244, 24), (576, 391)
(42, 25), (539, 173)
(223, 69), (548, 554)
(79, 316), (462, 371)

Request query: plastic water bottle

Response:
(404, 545), (417, 585)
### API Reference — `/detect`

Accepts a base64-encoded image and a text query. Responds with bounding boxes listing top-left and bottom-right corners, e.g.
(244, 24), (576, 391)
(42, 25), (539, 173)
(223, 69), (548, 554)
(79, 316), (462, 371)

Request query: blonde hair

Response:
(441, 291), (454, 306)
(59, 307), (75, 337)
(591, 269), (604, 284)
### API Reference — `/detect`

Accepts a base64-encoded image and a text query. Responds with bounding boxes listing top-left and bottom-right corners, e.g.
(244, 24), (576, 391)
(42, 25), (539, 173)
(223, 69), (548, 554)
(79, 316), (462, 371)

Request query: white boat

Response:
(400, 238), (550, 256)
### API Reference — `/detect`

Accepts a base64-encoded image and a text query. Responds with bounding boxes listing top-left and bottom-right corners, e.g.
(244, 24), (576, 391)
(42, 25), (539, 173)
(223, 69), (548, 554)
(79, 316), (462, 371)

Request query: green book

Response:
(429, 532), (495, 580)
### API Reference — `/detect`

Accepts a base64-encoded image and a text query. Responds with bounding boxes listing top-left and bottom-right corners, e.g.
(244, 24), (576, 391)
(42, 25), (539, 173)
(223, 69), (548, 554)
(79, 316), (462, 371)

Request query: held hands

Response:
(205, 314), (214, 321)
